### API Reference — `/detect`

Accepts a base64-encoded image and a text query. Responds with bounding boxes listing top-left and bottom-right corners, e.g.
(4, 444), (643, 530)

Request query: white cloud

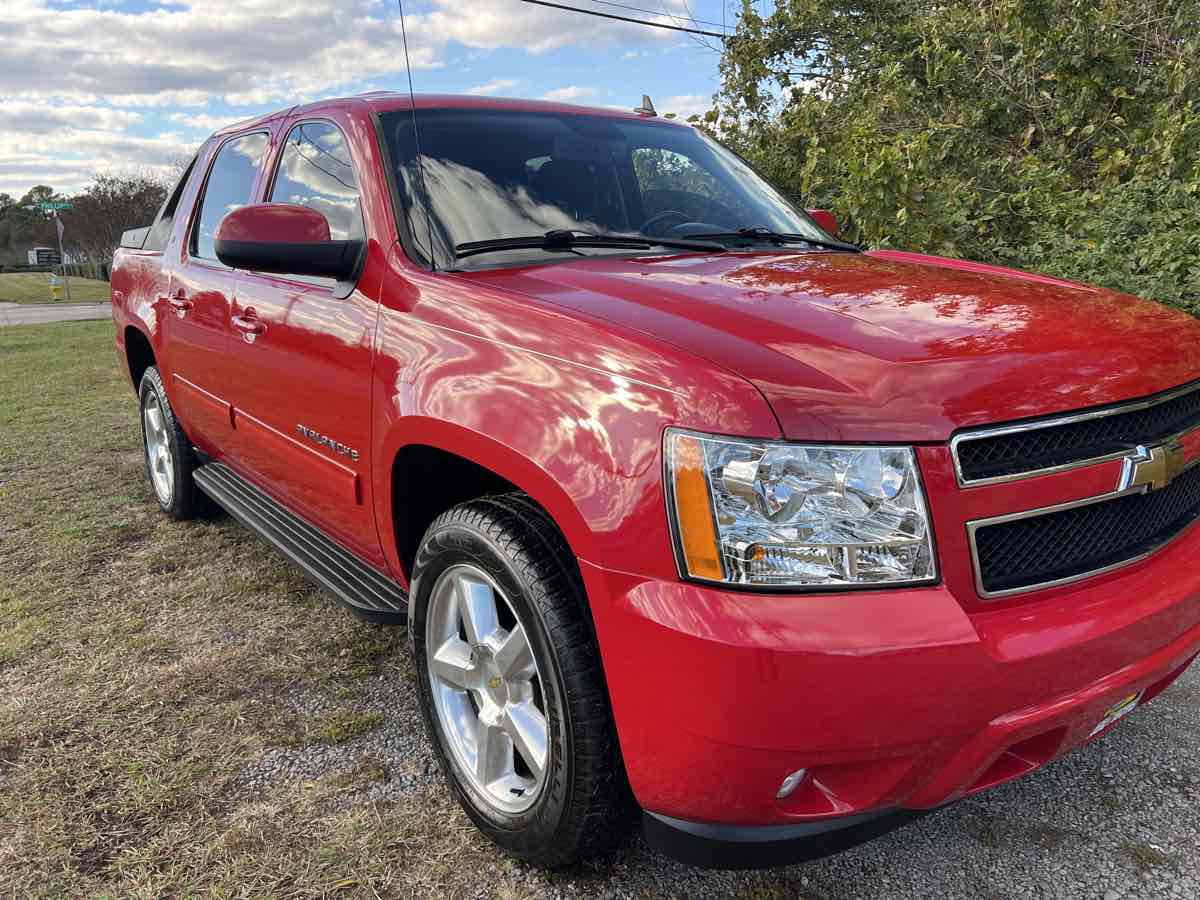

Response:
(466, 78), (518, 96)
(0, 0), (705, 197)
(0, 0), (442, 106)
(0, 129), (195, 196)
(541, 86), (601, 102)
(659, 94), (712, 120)
(168, 112), (253, 132)
(0, 102), (194, 196)
(0, 102), (142, 133)
(418, 0), (677, 54)
(0, 0), (671, 107)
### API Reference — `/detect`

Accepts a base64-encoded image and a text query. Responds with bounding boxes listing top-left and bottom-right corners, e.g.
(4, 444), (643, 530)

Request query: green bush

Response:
(712, 0), (1200, 312)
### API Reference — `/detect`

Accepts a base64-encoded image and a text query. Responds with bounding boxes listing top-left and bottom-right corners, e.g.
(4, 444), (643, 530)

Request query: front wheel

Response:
(409, 494), (630, 866)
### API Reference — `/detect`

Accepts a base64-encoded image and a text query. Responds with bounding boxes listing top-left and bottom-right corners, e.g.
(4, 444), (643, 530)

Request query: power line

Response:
(584, 0), (731, 32)
(513, 0), (727, 39)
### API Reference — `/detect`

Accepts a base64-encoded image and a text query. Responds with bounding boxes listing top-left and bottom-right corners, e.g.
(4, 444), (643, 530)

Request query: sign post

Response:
(35, 201), (73, 302)
(53, 213), (71, 302)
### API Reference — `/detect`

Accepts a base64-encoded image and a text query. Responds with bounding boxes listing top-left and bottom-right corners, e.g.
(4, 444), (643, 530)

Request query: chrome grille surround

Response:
(967, 457), (1200, 599)
(951, 379), (1200, 487)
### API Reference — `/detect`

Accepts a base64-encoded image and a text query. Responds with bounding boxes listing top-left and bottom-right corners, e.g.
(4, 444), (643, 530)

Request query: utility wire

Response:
(584, 0), (731, 32)
(513, 0), (727, 38)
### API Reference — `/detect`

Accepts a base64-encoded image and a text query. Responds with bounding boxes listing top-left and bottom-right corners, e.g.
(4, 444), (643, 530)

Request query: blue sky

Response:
(1, 0), (742, 197)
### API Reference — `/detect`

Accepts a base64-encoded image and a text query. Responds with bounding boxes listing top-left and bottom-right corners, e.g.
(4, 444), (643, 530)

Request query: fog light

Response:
(776, 768), (808, 799)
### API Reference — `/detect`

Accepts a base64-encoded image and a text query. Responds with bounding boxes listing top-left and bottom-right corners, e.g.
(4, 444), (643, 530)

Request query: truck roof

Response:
(208, 92), (690, 139)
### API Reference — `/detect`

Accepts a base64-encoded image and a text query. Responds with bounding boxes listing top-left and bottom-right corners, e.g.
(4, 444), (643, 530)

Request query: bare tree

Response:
(59, 174), (167, 272)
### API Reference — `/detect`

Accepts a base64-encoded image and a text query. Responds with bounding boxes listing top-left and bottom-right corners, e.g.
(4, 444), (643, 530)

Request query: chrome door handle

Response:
(232, 314), (265, 336)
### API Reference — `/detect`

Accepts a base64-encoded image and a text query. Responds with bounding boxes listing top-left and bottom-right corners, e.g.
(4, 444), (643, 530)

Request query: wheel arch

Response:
(381, 418), (597, 588)
(124, 324), (156, 390)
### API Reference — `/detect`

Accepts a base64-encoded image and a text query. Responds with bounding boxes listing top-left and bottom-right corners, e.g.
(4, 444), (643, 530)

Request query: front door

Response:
(225, 118), (383, 565)
(162, 131), (271, 457)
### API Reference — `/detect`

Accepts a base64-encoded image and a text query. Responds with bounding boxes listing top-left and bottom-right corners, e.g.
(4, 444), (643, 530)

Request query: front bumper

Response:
(643, 807), (932, 870)
(581, 518), (1200, 867)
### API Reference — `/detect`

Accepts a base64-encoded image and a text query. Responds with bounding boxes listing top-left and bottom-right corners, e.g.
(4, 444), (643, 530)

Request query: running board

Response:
(193, 462), (407, 624)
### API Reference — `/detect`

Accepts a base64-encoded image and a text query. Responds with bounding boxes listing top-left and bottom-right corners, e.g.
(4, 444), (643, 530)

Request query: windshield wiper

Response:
(454, 229), (727, 261)
(691, 226), (859, 253)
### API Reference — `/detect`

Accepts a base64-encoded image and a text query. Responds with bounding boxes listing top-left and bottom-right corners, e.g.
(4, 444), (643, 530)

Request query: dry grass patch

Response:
(0, 323), (565, 897)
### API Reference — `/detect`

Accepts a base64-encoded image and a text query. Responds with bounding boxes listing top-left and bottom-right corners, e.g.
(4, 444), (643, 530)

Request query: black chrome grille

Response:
(973, 464), (1200, 595)
(954, 381), (1200, 483)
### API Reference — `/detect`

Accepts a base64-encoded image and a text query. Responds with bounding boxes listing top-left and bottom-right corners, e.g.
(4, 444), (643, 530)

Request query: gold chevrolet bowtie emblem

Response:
(1119, 441), (1188, 493)
(489, 675), (502, 690)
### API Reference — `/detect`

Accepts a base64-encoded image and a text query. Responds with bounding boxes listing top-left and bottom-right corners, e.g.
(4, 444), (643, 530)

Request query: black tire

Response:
(137, 366), (207, 520)
(409, 493), (631, 866)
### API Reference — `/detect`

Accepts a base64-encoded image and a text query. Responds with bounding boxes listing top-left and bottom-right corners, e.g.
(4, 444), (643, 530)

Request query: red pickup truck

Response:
(111, 93), (1200, 869)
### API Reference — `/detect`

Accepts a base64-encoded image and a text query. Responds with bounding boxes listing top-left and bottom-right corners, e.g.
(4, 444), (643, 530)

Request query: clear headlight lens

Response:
(665, 429), (937, 588)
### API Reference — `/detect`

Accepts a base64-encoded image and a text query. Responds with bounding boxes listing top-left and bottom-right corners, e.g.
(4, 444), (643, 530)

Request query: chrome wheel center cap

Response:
(485, 671), (508, 703)
(476, 647), (509, 704)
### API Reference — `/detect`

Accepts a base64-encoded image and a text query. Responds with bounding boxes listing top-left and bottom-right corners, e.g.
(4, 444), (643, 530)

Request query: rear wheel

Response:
(409, 494), (630, 866)
(138, 366), (207, 520)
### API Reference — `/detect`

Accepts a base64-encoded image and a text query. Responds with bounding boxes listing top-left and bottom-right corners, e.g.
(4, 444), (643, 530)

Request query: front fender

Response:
(377, 416), (596, 572)
(370, 247), (780, 589)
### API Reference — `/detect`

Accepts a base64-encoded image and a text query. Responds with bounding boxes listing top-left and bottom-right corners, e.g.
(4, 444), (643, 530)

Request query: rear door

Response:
(224, 115), (384, 565)
(162, 131), (271, 456)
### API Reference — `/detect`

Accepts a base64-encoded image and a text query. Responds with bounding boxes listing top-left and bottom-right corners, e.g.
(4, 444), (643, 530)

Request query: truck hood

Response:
(464, 250), (1200, 442)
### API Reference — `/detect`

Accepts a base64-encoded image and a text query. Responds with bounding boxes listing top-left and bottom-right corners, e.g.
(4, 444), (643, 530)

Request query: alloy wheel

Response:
(142, 392), (175, 505)
(425, 563), (549, 814)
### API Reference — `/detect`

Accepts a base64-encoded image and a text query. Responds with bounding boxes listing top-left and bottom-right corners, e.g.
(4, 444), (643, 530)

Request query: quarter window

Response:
(269, 122), (363, 241)
(191, 132), (269, 261)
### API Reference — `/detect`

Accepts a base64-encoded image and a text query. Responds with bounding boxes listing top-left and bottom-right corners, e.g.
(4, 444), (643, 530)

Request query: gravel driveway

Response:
(250, 640), (1198, 900)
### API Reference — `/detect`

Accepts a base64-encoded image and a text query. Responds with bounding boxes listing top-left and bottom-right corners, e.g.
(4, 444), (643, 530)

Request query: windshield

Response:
(380, 108), (835, 269)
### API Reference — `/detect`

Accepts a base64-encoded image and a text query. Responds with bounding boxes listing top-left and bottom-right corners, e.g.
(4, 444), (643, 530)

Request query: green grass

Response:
(311, 711), (386, 746)
(0, 271), (110, 304)
(1121, 840), (1175, 872)
(0, 322), (526, 897)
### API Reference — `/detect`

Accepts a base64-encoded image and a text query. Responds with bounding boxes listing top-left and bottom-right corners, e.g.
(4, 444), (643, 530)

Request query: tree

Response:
(0, 187), (60, 263)
(714, 0), (1200, 313)
(59, 174), (167, 270)
(0, 194), (18, 262)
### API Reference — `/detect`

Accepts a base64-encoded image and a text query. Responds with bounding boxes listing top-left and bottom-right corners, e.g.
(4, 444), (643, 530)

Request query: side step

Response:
(193, 462), (408, 624)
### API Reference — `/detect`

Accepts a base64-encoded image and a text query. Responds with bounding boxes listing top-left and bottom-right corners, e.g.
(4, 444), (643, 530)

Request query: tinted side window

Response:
(144, 151), (201, 252)
(269, 122), (363, 241)
(192, 132), (269, 260)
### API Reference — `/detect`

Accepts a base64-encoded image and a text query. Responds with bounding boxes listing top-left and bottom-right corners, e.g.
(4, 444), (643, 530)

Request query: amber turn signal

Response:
(668, 432), (724, 581)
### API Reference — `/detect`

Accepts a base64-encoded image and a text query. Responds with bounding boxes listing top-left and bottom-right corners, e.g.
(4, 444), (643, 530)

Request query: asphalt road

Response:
(0, 301), (111, 326)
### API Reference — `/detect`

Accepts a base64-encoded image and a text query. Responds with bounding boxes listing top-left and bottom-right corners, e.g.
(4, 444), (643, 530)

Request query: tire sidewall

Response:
(138, 368), (187, 517)
(410, 519), (575, 849)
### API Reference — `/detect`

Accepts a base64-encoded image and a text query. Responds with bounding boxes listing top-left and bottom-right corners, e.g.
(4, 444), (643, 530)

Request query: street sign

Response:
(27, 247), (61, 266)
(35, 201), (72, 211)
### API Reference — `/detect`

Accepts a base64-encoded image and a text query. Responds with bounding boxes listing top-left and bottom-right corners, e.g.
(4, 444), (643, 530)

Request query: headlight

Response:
(664, 429), (937, 588)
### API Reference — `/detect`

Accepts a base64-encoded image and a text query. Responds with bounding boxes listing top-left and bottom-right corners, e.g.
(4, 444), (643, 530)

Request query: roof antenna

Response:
(397, 0), (438, 270)
(634, 94), (657, 116)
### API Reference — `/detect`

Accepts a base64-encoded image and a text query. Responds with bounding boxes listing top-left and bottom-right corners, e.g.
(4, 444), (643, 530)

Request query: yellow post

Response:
(49, 273), (62, 301)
